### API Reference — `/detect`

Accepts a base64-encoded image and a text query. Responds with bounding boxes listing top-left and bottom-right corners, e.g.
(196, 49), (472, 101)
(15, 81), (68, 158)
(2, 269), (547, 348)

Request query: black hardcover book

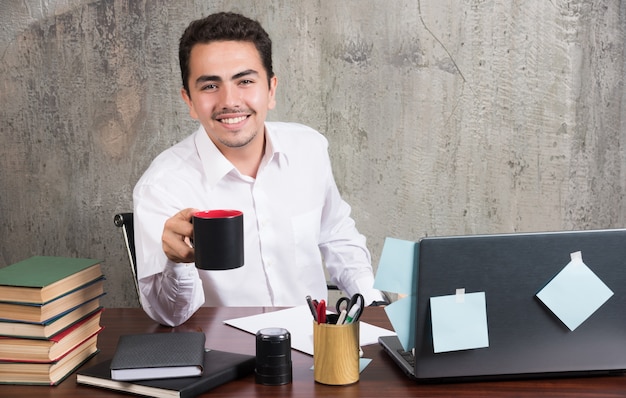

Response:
(77, 349), (255, 398)
(110, 332), (206, 381)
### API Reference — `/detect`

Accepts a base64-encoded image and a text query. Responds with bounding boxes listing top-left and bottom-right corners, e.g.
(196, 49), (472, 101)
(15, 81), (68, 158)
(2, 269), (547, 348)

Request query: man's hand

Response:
(162, 208), (199, 264)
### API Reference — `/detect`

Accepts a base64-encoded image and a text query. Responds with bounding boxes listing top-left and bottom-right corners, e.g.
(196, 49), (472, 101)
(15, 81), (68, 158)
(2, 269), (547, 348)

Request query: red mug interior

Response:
(193, 209), (242, 219)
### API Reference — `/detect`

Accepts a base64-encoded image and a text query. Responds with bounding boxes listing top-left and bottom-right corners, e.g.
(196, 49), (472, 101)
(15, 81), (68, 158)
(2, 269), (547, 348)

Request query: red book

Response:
(0, 309), (103, 362)
(0, 333), (99, 385)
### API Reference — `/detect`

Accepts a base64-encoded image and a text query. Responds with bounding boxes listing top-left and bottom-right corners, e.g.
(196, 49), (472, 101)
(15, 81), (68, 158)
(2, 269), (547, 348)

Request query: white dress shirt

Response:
(133, 122), (382, 326)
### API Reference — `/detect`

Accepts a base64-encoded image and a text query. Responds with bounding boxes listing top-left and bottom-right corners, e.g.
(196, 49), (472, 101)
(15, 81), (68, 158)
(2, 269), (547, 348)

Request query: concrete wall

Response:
(1, 0), (625, 307)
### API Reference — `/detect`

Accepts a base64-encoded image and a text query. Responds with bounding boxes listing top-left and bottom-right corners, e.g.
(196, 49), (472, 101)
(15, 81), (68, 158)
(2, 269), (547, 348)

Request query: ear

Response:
(181, 88), (199, 120)
(267, 76), (278, 110)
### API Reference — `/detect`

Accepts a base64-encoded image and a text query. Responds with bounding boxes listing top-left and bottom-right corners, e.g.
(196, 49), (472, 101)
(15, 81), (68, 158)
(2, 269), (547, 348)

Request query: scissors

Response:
(335, 293), (364, 323)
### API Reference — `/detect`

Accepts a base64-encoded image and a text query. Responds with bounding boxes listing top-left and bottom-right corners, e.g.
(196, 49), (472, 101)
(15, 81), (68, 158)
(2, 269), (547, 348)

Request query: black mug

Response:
(192, 210), (244, 270)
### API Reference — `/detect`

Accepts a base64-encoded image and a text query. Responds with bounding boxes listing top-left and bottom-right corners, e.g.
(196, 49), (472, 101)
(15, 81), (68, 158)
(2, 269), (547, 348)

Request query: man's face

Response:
(181, 40), (277, 153)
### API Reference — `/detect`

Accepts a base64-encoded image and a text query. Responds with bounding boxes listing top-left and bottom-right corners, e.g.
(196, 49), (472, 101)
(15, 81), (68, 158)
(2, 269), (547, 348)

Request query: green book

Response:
(0, 256), (102, 304)
(0, 299), (102, 339)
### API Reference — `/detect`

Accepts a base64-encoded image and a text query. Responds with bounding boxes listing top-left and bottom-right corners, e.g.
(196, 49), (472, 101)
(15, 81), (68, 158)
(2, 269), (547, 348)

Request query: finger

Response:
(177, 208), (200, 222)
(163, 231), (195, 263)
(162, 209), (197, 263)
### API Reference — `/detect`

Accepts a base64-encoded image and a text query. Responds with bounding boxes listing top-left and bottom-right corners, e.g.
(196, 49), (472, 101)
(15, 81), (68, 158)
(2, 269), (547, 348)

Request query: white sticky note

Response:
(430, 291), (489, 353)
(536, 251), (613, 331)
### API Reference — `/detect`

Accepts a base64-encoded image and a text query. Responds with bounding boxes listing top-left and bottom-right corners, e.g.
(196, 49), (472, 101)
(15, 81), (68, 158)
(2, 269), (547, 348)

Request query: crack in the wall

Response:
(417, 0), (476, 97)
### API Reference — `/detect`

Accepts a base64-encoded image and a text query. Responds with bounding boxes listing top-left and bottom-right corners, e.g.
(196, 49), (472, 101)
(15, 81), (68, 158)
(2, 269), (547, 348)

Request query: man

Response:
(133, 12), (384, 327)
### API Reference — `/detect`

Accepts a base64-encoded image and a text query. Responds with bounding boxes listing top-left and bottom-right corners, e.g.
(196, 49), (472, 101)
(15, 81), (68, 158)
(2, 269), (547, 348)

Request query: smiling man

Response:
(133, 12), (384, 327)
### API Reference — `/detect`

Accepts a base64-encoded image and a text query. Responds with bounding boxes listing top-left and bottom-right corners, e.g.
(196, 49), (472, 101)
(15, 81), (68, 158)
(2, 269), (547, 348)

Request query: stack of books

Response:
(77, 332), (256, 398)
(0, 256), (105, 385)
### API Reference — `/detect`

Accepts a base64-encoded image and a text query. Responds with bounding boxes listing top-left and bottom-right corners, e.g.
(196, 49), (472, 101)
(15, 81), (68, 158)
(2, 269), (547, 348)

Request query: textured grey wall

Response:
(1, 0), (625, 307)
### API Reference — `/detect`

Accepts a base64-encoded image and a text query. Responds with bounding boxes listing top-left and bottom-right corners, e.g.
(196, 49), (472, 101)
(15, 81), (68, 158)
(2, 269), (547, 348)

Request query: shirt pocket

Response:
(291, 207), (322, 268)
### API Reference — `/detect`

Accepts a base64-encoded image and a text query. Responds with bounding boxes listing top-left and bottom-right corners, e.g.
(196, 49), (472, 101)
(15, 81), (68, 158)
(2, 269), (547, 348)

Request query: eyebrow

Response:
(193, 69), (260, 87)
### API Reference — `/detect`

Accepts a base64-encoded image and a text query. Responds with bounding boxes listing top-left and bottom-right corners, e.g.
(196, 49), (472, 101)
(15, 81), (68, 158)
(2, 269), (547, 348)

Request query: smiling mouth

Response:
(219, 115), (248, 124)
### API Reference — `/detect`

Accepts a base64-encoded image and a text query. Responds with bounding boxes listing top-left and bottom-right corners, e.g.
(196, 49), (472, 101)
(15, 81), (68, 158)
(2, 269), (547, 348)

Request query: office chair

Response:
(113, 213), (141, 304)
(114, 212), (341, 304)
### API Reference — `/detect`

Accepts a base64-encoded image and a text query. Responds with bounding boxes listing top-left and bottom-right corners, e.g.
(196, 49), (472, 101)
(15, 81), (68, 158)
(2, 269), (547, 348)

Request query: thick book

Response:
(0, 256), (102, 304)
(0, 309), (103, 362)
(110, 332), (206, 381)
(0, 278), (105, 323)
(77, 349), (256, 398)
(0, 333), (99, 385)
(0, 298), (102, 339)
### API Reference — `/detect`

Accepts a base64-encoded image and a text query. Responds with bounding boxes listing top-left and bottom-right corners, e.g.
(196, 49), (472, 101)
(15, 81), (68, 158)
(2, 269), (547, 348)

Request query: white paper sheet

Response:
(223, 305), (396, 355)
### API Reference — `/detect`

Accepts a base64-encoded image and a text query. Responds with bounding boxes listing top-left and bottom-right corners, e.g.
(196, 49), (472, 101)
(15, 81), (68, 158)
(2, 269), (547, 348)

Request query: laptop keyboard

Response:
(397, 348), (415, 367)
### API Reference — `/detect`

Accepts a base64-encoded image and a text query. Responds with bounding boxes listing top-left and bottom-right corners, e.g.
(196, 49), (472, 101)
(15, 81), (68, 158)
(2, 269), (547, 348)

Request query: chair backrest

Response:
(113, 212), (140, 304)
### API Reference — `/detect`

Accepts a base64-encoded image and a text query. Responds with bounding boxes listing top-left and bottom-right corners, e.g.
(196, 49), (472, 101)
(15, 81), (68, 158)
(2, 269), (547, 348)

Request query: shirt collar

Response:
(263, 122), (289, 168)
(194, 123), (289, 187)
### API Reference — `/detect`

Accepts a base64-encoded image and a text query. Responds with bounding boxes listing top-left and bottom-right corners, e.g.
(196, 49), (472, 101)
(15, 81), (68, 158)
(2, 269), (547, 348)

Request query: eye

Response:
(201, 83), (218, 91)
(239, 79), (254, 86)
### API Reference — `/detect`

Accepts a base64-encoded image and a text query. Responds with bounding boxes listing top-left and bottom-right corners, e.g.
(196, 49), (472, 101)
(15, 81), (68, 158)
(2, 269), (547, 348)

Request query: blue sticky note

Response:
(359, 358), (372, 372)
(384, 295), (417, 351)
(311, 358), (372, 373)
(536, 251), (613, 331)
(374, 237), (417, 295)
(430, 290), (489, 353)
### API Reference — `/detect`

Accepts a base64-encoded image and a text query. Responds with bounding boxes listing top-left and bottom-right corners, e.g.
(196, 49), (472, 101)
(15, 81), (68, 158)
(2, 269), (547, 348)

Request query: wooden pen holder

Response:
(313, 320), (360, 385)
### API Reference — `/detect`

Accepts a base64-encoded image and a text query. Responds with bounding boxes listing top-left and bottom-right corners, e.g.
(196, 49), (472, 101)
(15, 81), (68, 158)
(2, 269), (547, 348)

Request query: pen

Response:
(316, 300), (327, 324)
(336, 309), (347, 325)
(306, 295), (318, 322)
(344, 304), (361, 324)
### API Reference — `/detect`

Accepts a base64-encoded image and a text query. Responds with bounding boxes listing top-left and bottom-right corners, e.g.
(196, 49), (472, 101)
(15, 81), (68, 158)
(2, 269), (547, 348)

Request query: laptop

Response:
(379, 228), (626, 382)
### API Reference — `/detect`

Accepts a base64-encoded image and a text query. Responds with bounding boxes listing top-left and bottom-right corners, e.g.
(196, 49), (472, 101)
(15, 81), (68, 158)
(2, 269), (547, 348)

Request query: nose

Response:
(219, 83), (240, 109)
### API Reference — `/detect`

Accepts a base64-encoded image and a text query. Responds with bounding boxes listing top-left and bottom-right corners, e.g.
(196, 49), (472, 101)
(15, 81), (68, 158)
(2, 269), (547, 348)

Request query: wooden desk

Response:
(5, 306), (626, 397)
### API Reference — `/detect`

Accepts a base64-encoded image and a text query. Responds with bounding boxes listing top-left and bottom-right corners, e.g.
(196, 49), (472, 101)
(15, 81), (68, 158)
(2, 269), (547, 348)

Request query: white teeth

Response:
(221, 116), (247, 124)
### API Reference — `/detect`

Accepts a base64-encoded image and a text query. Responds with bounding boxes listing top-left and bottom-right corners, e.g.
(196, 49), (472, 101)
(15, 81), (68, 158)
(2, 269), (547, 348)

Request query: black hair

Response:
(179, 12), (274, 95)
